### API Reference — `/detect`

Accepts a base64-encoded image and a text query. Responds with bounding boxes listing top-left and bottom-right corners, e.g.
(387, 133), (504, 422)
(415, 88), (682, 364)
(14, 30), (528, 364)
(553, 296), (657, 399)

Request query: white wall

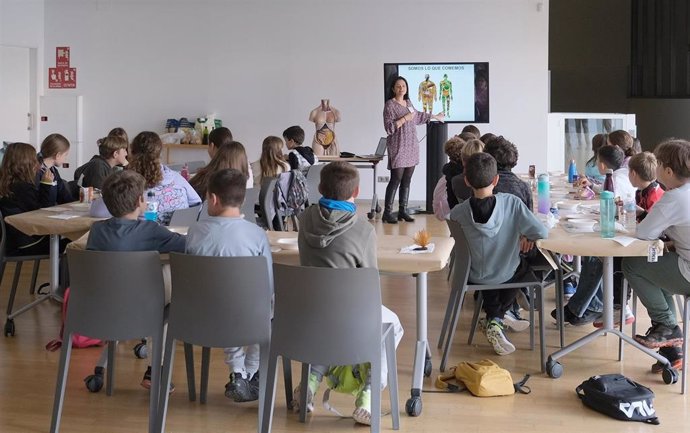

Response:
(38, 0), (548, 200)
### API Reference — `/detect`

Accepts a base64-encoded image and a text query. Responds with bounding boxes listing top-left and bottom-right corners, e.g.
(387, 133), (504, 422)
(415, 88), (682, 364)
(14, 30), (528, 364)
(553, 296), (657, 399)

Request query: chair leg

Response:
(282, 357), (293, 410)
(183, 343), (196, 402)
(682, 296), (689, 395)
(437, 283), (460, 349)
(468, 292), (484, 345)
(261, 352), (280, 433)
(157, 337), (176, 433)
(631, 293), (638, 337)
(538, 285), (546, 373)
(149, 332), (163, 433)
(257, 342), (271, 433)
(200, 347), (211, 404)
(618, 280), (629, 362)
(29, 260), (40, 295)
(299, 363), (309, 423)
(676, 294), (685, 322)
(384, 325), (400, 430)
(106, 341), (116, 396)
(50, 329), (74, 433)
(529, 286), (535, 351)
(440, 288), (467, 372)
(6, 261), (23, 316)
(370, 358), (381, 433)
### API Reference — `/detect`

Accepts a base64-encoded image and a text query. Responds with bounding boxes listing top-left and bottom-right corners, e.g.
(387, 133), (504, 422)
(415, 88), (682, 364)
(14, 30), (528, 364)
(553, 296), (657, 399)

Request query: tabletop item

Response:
(275, 238), (298, 250)
(600, 190), (616, 238)
(567, 159), (577, 183)
(413, 229), (432, 250)
(621, 193), (637, 234)
(603, 168), (615, 194)
(537, 173), (550, 214)
(144, 191), (158, 222)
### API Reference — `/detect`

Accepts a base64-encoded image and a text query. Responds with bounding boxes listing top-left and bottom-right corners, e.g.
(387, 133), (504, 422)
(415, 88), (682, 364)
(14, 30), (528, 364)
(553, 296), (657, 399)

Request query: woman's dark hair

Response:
(480, 132), (497, 145)
(387, 76), (410, 100)
(484, 136), (519, 171)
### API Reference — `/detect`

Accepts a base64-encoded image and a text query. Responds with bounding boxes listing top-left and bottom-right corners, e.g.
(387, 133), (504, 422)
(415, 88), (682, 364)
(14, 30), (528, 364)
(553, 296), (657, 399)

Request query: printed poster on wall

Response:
(49, 46), (77, 89)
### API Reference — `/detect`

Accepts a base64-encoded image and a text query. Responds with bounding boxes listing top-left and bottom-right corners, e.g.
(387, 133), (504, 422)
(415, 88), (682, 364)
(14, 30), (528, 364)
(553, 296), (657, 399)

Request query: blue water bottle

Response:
(144, 191), (158, 222)
(537, 173), (550, 214)
(568, 159), (577, 183)
(600, 190), (615, 238)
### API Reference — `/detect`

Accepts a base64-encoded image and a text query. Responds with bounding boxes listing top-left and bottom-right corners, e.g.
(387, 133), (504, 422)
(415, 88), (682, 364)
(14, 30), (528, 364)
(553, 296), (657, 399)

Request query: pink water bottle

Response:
(180, 163), (190, 181)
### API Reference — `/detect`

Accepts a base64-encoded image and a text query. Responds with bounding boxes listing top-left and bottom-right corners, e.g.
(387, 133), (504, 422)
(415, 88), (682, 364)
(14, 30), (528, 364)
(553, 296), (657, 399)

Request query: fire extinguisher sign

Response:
(49, 47), (77, 89)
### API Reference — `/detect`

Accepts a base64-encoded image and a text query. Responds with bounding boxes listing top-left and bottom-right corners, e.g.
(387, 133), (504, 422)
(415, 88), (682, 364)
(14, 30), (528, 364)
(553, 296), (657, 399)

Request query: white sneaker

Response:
(485, 319), (516, 355)
(503, 310), (531, 332)
(593, 305), (635, 328)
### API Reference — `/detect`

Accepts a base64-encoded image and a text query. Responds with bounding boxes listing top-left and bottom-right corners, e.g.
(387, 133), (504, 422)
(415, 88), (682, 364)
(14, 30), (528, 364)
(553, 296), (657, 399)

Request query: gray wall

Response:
(550, 0), (690, 149)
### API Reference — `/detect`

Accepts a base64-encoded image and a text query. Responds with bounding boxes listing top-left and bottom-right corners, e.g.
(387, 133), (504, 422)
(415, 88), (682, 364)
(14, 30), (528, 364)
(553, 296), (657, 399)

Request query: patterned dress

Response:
(383, 98), (431, 169)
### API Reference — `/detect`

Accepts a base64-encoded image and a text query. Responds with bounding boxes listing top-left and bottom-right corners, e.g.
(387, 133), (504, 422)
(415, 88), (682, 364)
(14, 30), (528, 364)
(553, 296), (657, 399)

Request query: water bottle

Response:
(621, 193), (637, 234)
(567, 159), (577, 183)
(603, 168), (615, 193)
(537, 173), (550, 214)
(180, 163), (190, 181)
(144, 191), (158, 222)
(600, 190), (615, 238)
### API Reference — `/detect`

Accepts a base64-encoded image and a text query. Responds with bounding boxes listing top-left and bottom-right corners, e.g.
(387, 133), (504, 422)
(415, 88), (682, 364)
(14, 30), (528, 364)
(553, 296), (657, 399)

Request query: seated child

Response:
(441, 136), (465, 210)
(0, 142), (61, 255)
(557, 146), (642, 326)
(585, 133), (607, 183)
(485, 136), (532, 210)
(251, 136), (290, 187)
(628, 152), (665, 222)
(623, 139), (690, 369)
(294, 161), (404, 425)
(86, 170), (186, 390)
(190, 141), (252, 198)
(185, 168), (272, 403)
(452, 138), (485, 203)
(284, 125), (317, 174)
(449, 153), (548, 355)
(36, 133), (75, 203)
(128, 131), (201, 225)
(74, 134), (129, 189)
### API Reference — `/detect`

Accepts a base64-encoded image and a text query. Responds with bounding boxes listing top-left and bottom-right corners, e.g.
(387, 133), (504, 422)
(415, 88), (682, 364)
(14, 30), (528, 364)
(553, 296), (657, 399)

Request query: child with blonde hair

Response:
(251, 136), (290, 186)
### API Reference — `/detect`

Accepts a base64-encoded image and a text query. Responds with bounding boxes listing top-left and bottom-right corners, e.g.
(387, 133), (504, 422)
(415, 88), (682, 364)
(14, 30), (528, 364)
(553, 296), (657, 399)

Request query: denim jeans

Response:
(567, 256), (604, 316)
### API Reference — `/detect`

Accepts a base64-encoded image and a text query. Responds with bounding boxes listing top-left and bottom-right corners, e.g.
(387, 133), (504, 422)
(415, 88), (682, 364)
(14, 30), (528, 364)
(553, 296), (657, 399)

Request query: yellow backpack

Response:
(435, 359), (530, 397)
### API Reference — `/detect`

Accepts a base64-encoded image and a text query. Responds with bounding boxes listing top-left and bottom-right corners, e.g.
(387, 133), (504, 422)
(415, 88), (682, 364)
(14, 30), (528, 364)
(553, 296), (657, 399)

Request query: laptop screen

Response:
(375, 137), (387, 156)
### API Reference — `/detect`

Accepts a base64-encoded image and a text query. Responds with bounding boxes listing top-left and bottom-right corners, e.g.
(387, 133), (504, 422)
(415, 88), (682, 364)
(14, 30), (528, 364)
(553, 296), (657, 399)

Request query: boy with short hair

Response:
(283, 125), (317, 174)
(185, 168), (272, 403)
(449, 153), (548, 355)
(294, 161), (403, 425)
(87, 170), (185, 390)
(623, 139), (690, 363)
(628, 151), (665, 221)
(74, 135), (129, 189)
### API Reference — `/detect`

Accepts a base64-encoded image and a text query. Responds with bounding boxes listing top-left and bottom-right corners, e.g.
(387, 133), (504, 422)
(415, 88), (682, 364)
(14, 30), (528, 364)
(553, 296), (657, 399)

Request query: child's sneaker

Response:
(503, 310), (530, 332)
(248, 372), (260, 401)
(593, 304), (635, 328)
(634, 322), (684, 348)
(225, 372), (256, 402)
(291, 372), (320, 413)
(563, 281), (576, 301)
(651, 345), (683, 373)
(352, 386), (372, 426)
(140, 366), (175, 393)
(485, 319), (516, 355)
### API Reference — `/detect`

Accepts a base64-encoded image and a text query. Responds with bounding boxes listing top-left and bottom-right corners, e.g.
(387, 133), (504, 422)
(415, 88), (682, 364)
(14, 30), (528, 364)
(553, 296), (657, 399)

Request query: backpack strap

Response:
(434, 367), (466, 393)
(513, 374), (532, 395)
(575, 384), (585, 400)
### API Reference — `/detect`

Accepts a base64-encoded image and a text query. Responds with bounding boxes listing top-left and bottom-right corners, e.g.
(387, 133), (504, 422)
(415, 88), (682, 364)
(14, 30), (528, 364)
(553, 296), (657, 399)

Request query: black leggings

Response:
(386, 166), (415, 198)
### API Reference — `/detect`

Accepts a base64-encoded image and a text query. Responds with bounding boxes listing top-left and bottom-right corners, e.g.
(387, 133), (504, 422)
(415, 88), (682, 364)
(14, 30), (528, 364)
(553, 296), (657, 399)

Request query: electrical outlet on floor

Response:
(377, 176), (390, 183)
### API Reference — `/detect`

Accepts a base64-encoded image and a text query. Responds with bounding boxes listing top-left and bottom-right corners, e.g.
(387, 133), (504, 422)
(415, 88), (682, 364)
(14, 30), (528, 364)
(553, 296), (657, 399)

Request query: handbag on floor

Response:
(576, 374), (659, 425)
(435, 359), (530, 397)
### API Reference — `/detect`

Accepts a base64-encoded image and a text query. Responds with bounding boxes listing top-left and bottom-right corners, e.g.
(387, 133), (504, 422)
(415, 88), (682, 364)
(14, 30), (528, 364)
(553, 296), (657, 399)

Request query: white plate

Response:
(276, 238), (298, 250)
(270, 246), (281, 253)
(565, 218), (597, 227)
(556, 201), (579, 211)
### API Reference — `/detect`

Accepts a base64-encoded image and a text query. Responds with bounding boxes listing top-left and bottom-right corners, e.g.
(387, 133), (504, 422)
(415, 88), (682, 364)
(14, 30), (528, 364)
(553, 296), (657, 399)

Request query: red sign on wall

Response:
(49, 46), (77, 89)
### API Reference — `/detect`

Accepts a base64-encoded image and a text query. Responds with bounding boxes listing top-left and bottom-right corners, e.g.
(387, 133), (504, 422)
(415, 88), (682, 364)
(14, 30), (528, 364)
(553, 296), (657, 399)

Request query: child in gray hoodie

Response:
(294, 161), (404, 426)
(450, 153), (547, 356)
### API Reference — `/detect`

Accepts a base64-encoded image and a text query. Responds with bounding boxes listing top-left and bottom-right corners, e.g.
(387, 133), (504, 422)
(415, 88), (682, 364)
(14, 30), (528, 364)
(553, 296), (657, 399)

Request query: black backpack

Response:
(576, 374), (659, 425)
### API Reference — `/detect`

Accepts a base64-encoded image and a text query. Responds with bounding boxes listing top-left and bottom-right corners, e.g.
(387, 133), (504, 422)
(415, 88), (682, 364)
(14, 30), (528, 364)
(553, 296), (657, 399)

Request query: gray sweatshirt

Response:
(297, 204), (377, 269)
(449, 192), (548, 285)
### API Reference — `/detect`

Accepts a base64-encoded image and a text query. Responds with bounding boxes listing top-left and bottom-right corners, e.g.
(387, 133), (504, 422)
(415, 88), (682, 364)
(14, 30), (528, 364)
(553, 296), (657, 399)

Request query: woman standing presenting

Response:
(383, 76), (444, 223)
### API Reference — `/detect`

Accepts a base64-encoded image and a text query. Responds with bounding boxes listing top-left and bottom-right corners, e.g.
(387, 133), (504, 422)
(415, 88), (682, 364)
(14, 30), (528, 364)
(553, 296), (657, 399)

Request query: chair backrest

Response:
(186, 160), (206, 174)
(65, 249), (166, 341)
(305, 163), (325, 206)
(167, 163), (184, 172)
(169, 206), (201, 227)
(241, 187), (260, 224)
(168, 253), (271, 348)
(259, 177), (282, 230)
(446, 219), (472, 290)
(272, 264), (382, 366)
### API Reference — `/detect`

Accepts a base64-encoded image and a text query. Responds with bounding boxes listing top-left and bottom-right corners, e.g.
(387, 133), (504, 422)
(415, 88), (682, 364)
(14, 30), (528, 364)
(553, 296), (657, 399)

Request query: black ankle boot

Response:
(382, 181), (398, 224)
(397, 186), (415, 222)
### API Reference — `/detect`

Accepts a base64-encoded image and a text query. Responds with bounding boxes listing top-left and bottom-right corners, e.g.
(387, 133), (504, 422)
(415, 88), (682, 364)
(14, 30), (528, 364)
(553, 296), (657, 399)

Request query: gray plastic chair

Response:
(157, 254), (272, 433)
(262, 264), (399, 433)
(242, 187), (260, 224)
(50, 249), (166, 433)
(0, 210), (47, 336)
(439, 219), (545, 372)
(169, 206), (200, 227)
(305, 163), (325, 206)
(258, 177), (282, 231)
(186, 160), (205, 174)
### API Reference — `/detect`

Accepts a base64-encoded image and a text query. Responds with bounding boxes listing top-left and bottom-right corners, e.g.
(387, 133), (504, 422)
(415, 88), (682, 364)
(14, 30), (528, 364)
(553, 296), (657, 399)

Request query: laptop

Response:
(357, 137), (387, 158)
